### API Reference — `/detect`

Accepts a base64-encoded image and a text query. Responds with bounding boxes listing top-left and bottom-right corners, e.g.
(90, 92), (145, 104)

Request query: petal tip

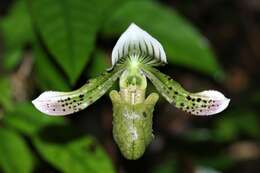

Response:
(31, 91), (69, 116)
(217, 96), (230, 114)
(128, 22), (139, 30)
(31, 95), (47, 115)
(193, 90), (230, 116)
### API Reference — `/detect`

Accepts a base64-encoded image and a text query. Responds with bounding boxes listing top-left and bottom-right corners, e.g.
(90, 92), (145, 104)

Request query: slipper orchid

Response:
(32, 23), (230, 159)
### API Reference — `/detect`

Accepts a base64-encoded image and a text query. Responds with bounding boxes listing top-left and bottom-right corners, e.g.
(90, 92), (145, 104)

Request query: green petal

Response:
(32, 66), (124, 116)
(142, 66), (230, 116)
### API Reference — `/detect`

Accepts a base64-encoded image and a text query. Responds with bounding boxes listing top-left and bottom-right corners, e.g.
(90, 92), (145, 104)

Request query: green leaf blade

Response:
(0, 0), (34, 70)
(0, 129), (34, 173)
(33, 134), (115, 173)
(30, 0), (101, 84)
(34, 46), (70, 91)
(0, 77), (13, 111)
(102, 1), (225, 79)
(3, 103), (66, 136)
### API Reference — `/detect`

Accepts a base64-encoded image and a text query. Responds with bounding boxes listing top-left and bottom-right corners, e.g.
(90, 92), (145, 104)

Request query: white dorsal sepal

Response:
(111, 23), (167, 67)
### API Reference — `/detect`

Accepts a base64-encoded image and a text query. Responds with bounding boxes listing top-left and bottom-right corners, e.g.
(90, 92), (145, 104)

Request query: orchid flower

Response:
(32, 23), (230, 160)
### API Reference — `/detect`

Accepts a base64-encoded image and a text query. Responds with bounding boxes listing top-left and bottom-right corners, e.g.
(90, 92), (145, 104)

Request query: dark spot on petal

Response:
(192, 103), (195, 106)
(203, 100), (207, 103)
(67, 97), (71, 100)
(53, 109), (55, 111)
(169, 86), (172, 90)
(79, 94), (84, 98)
(73, 100), (76, 102)
(62, 104), (65, 107)
(174, 91), (178, 95)
(65, 103), (68, 106)
(143, 112), (147, 118)
(63, 109), (65, 111)
(180, 103), (184, 107)
(197, 98), (201, 102)
(192, 98), (195, 102)
(186, 96), (191, 100)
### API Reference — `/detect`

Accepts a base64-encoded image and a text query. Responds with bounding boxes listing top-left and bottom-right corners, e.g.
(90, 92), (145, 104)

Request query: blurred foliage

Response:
(0, 0), (259, 173)
(0, 0), (34, 70)
(34, 136), (115, 173)
(0, 128), (34, 173)
(101, 0), (224, 80)
(34, 46), (70, 91)
(152, 159), (178, 173)
(0, 77), (13, 111)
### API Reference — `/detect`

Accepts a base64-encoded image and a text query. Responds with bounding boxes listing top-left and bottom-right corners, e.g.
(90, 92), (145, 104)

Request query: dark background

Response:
(0, 0), (260, 173)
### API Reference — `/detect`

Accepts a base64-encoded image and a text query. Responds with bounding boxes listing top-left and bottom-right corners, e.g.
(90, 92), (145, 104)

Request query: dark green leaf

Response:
(34, 46), (70, 91)
(102, 1), (225, 79)
(3, 49), (23, 71)
(3, 103), (115, 173)
(152, 159), (178, 173)
(33, 135), (115, 173)
(0, 0), (34, 70)
(0, 128), (34, 173)
(250, 90), (260, 104)
(3, 103), (66, 136)
(88, 50), (110, 78)
(29, 0), (109, 84)
(196, 154), (234, 171)
(182, 129), (212, 142)
(0, 77), (13, 111)
(88, 49), (119, 92)
(213, 117), (239, 142)
(213, 110), (260, 142)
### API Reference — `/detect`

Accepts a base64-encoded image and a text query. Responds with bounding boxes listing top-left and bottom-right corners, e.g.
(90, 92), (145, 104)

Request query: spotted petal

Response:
(111, 23), (167, 67)
(32, 66), (124, 116)
(142, 66), (230, 116)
